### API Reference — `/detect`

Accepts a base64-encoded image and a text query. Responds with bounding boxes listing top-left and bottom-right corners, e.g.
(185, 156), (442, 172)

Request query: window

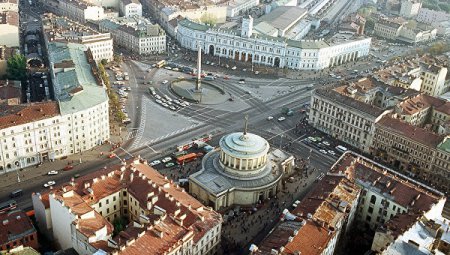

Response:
(366, 215), (372, 222)
(99, 202), (102, 207)
(123, 191), (127, 196)
(368, 207), (374, 214)
(370, 195), (376, 204)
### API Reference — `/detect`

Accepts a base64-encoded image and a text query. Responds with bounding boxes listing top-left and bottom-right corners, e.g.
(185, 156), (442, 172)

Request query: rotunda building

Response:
(189, 130), (295, 210)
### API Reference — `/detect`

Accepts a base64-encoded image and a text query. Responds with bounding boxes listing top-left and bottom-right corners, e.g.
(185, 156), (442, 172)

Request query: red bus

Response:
(176, 153), (197, 164)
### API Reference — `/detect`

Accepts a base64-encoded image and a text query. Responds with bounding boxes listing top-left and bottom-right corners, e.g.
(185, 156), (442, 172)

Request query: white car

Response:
(277, 117), (286, 122)
(44, 181), (56, 188)
(267, 116), (274, 120)
(47, 170), (59, 175)
(150, 160), (161, 166)
(328, 150), (336, 156)
(238, 81), (245, 84)
(162, 103), (169, 107)
(231, 66), (237, 70)
(161, 157), (172, 163)
(162, 80), (169, 84)
(292, 200), (301, 208)
(156, 99), (163, 104)
(319, 149), (328, 154)
(322, 141), (330, 146)
(254, 71), (260, 75)
(155, 95), (162, 100)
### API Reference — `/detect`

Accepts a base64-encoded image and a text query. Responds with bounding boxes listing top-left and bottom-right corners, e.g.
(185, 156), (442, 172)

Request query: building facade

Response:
(0, 11), (19, 47)
(416, 7), (450, 25)
(58, 0), (105, 23)
(99, 16), (166, 55)
(190, 130), (295, 210)
(0, 0), (18, 12)
(399, 0), (421, 18)
(420, 65), (448, 97)
(226, 0), (259, 17)
(119, 0), (142, 17)
(42, 13), (114, 62)
(32, 158), (222, 254)
(307, 78), (412, 153)
(177, 18), (371, 70)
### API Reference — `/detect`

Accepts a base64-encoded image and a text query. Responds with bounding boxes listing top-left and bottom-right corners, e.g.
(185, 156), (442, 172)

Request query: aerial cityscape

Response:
(0, 0), (449, 254)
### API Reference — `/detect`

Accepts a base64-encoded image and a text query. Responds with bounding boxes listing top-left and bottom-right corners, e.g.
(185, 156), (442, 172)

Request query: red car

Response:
(108, 153), (115, 159)
(63, 165), (74, 171)
(223, 76), (230, 80)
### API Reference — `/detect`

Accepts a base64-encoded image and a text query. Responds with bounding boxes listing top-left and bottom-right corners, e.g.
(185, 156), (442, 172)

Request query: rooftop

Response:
(42, 13), (112, 44)
(99, 16), (165, 38)
(0, 80), (21, 102)
(219, 132), (269, 157)
(0, 102), (60, 129)
(256, 6), (307, 33)
(0, 210), (36, 246)
(48, 42), (108, 115)
(397, 94), (447, 115)
(38, 158), (222, 254)
(377, 116), (446, 148)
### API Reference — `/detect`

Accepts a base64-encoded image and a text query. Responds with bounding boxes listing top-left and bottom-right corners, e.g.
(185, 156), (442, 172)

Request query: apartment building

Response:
(227, 0), (259, 17)
(57, 0), (105, 23)
(119, 0), (142, 17)
(399, 0), (421, 18)
(416, 7), (450, 25)
(0, 42), (110, 172)
(32, 158), (222, 254)
(308, 78), (418, 153)
(420, 64), (448, 97)
(374, 18), (436, 44)
(254, 152), (446, 254)
(256, 172), (360, 255)
(42, 13), (114, 62)
(374, 19), (404, 40)
(374, 57), (448, 97)
(0, 0), (18, 12)
(0, 210), (39, 251)
(99, 16), (166, 55)
(141, 0), (227, 32)
(0, 11), (19, 47)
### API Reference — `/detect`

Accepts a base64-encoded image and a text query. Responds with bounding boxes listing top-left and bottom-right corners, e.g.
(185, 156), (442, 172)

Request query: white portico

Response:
(189, 123), (295, 210)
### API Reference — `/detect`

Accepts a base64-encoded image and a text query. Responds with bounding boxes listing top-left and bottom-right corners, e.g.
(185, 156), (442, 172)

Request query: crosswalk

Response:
(137, 123), (201, 147)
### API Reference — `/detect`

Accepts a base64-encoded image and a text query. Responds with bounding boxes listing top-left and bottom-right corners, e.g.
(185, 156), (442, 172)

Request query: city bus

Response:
(176, 153), (197, 165)
(155, 60), (166, 68)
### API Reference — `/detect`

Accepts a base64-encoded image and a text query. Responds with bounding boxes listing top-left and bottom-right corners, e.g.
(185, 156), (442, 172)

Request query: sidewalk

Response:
(0, 120), (129, 191)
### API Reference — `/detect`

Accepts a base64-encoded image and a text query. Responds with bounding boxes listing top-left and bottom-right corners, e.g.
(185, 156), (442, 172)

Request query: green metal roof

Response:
(178, 19), (210, 32)
(48, 42), (108, 115)
(438, 137), (450, 153)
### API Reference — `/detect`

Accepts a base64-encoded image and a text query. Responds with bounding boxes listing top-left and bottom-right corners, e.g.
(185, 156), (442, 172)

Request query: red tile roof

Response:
(39, 158), (222, 254)
(0, 210), (36, 246)
(0, 102), (60, 129)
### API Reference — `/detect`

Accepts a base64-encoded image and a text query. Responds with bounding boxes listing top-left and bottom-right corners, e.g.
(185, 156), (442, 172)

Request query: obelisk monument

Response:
(196, 44), (202, 91)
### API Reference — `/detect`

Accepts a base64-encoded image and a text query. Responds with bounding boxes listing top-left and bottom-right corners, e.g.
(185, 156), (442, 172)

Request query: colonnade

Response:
(329, 51), (358, 67)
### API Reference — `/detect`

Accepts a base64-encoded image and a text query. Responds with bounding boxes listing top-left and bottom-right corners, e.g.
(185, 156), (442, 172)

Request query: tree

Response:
(200, 13), (217, 26)
(101, 59), (108, 66)
(7, 54), (27, 80)
(113, 54), (123, 64)
(438, 3), (450, 13)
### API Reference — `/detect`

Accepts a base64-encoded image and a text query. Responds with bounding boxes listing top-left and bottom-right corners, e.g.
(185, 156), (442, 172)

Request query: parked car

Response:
(267, 116), (274, 120)
(47, 170), (58, 175)
(277, 117), (286, 122)
(150, 160), (161, 166)
(63, 165), (74, 171)
(161, 157), (172, 163)
(319, 149), (328, 154)
(165, 162), (175, 168)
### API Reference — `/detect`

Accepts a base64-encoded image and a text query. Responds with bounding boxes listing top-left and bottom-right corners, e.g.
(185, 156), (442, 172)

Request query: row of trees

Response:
(98, 61), (127, 122)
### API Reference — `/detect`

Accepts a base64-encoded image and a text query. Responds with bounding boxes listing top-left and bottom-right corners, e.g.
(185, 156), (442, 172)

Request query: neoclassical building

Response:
(177, 17), (371, 70)
(189, 129), (295, 210)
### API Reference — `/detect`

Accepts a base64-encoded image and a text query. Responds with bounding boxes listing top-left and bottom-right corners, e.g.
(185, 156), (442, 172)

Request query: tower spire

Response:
(243, 114), (249, 136)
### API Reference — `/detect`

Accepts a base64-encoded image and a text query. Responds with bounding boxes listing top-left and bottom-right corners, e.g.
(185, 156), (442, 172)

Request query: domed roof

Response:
(219, 132), (269, 157)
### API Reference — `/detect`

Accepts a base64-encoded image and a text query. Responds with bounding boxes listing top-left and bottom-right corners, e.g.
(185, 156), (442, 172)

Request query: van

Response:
(10, 189), (23, 198)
